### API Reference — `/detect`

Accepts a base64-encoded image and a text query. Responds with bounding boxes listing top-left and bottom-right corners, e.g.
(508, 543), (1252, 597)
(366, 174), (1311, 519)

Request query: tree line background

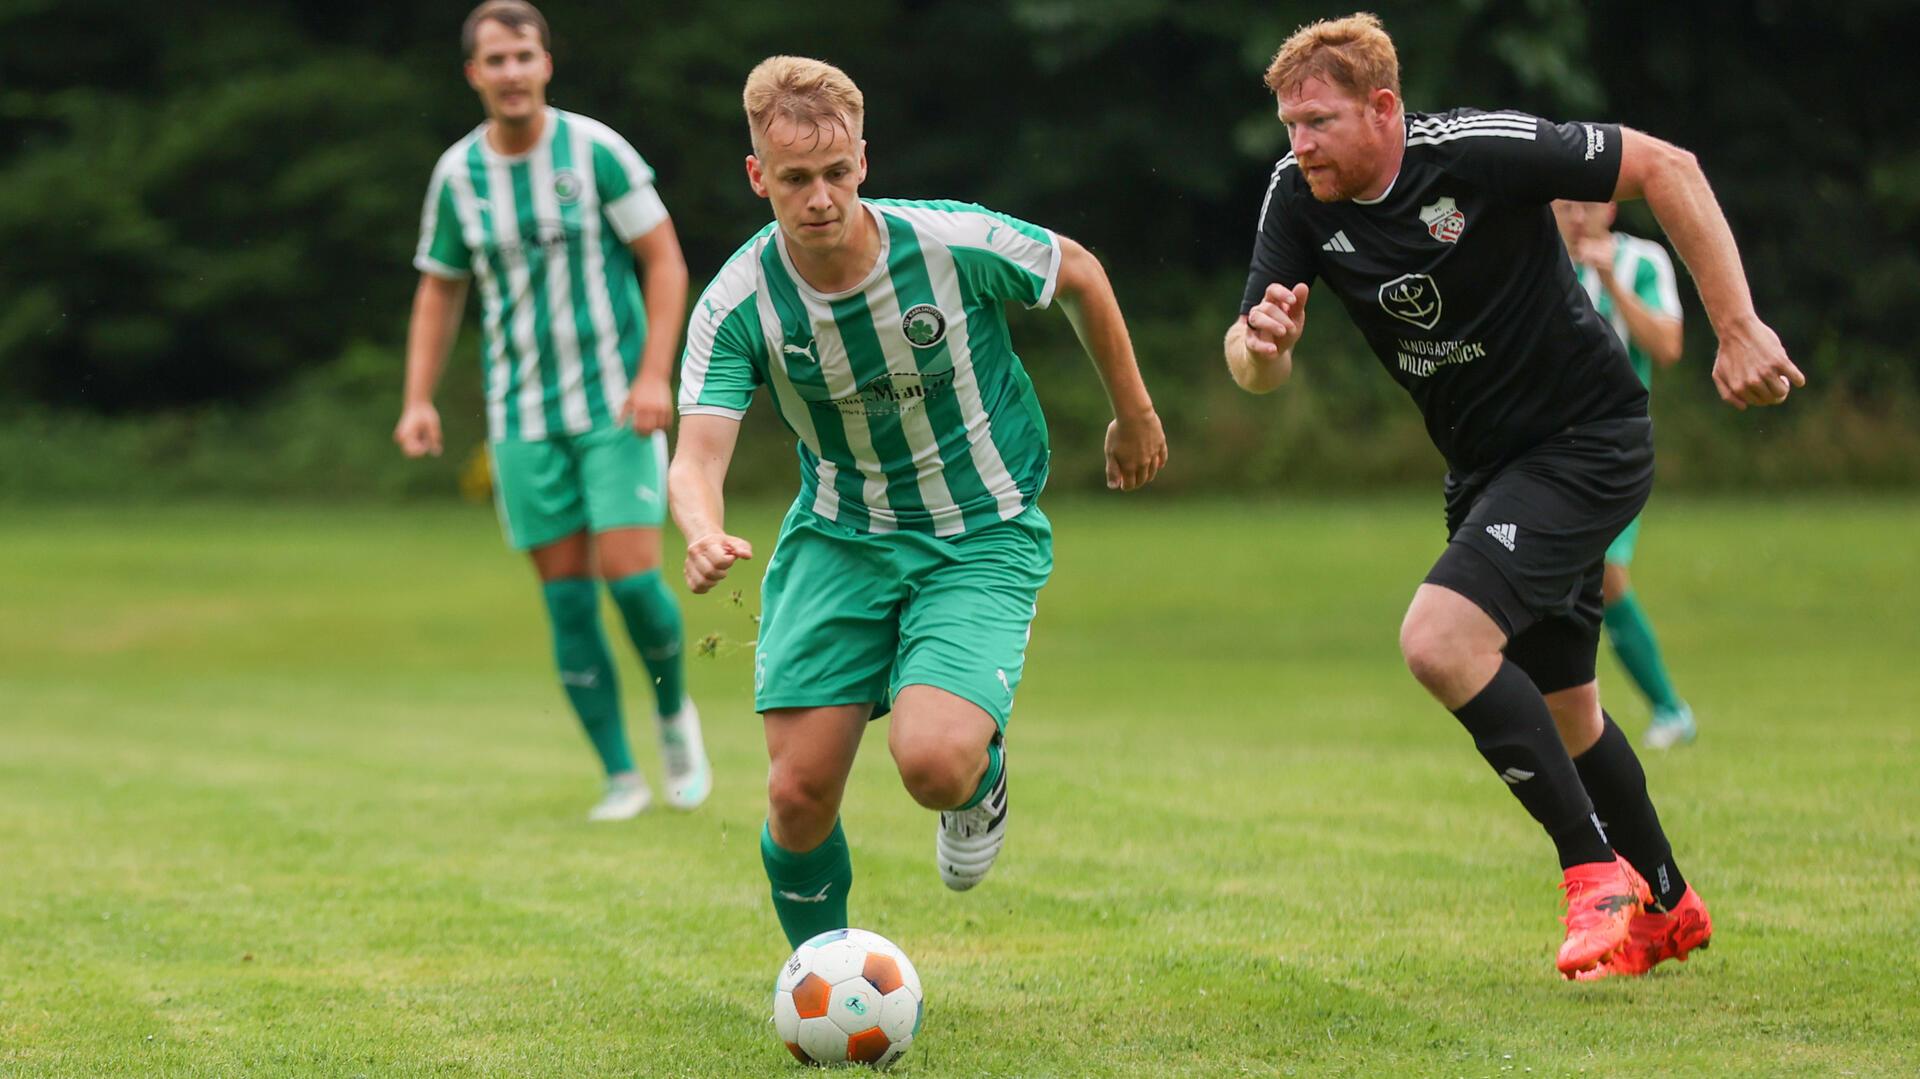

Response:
(3, 0), (1916, 498)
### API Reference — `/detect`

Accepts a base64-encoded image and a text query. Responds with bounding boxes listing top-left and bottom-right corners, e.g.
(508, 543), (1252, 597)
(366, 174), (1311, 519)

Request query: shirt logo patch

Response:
(901, 303), (948, 349)
(782, 340), (819, 364)
(1418, 197), (1465, 243)
(552, 168), (583, 206)
(1379, 273), (1443, 330)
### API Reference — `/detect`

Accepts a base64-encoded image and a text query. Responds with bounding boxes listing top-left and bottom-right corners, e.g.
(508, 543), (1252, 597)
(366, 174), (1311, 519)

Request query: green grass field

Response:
(3, 496), (1916, 1077)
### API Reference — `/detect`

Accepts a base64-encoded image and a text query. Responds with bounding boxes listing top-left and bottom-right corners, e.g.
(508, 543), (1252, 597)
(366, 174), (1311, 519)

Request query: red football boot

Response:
(1557, 856), (1649, 977)
(1576, 885), (1713, 979)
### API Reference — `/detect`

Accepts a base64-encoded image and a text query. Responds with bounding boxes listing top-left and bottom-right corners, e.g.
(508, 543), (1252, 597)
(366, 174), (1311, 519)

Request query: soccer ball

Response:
(773, 928), (924, 1068)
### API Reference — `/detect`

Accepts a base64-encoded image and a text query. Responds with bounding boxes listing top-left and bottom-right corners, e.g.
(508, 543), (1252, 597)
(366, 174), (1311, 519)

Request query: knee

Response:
(892, 734), (979, 811)
(1399, 615), (1465, 690)
(767, 764), (840, 836)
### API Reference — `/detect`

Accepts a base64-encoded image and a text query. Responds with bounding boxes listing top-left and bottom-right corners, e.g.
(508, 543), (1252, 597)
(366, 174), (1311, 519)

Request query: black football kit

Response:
(1242, 108), (1654, 690)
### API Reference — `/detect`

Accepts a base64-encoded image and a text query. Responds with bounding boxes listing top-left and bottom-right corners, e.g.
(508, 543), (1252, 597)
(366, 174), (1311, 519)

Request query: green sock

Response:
(1604, 590), (1684, 714)
(607, 570), (686, 715)
(761, 819), (852, 949)
(540, 579), (633, 775)
(957, 733), (1004, 811)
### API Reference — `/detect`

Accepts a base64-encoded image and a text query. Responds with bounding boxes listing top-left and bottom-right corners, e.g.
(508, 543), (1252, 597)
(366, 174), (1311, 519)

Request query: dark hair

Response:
(462, 1), (550, 58)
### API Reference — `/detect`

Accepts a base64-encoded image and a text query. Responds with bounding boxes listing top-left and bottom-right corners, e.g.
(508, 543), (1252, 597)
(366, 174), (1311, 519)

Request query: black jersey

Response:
(1240, 108), (1650, 475)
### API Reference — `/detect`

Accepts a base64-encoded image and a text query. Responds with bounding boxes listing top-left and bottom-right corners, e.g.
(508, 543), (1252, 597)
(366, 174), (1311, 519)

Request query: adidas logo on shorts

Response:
(1485, 523), (1517, 551)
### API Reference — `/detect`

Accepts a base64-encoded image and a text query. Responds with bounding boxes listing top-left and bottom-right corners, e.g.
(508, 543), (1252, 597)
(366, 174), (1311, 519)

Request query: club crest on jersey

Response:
(552, 168), (583, 205)
(1379, 273), (1443, 330)
(900, 303), (948, 349)
(1419, 196), (1465, 243)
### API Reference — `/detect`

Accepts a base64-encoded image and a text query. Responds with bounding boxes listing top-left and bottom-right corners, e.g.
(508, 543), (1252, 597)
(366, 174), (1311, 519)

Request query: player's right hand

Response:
(684, 532), (754, 594)
(1245, 282), (1309, 357)
(394, 402), (443, 458)
(1712, 318), (1805, 411)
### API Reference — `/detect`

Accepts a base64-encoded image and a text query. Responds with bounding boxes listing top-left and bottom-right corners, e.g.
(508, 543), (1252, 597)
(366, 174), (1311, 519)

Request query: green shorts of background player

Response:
(393, 0), (710, 820)
(669, 56), (1168, 950)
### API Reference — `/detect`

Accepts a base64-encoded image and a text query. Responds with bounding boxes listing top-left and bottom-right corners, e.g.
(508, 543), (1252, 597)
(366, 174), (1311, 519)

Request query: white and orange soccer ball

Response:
(772, 928), (924, 1068)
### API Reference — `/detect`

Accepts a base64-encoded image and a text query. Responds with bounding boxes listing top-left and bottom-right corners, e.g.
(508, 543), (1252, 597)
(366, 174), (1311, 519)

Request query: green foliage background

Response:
(3, 0), (1915, 495)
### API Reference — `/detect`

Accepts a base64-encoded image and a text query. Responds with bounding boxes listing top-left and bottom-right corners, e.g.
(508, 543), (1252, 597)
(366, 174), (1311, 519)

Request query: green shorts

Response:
(1605, 513), (1642, 567)
(753, 500), (1055, 729)
(488, 426), (667, 551)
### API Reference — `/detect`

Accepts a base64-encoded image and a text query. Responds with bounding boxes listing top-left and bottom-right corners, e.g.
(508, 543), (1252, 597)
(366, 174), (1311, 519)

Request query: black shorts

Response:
(1423, 416), (1653, 693)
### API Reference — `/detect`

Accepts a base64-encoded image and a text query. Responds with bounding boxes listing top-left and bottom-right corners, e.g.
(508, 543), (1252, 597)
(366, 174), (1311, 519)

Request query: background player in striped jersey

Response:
(669, 57), (1167, 949)
(1553, 199), (1696, 749)
(1228, 14), (1802, 978)
(396, 1), (710, 821)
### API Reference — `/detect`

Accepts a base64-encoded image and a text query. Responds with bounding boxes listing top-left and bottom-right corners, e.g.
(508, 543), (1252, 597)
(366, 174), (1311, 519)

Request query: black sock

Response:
(1451, 660), (1613, 869)
(1574, 713), (1688, 911)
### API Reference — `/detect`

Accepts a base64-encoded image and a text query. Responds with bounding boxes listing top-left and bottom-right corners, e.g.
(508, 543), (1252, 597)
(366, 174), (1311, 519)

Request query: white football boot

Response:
(587, 771), (651, 821)
(937, 752), (1008, 891)
(657, 697), (712, 810)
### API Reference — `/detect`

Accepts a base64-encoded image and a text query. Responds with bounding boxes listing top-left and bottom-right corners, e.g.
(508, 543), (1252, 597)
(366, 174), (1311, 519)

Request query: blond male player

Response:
(398, 1), (709, 820)
(670, 57), (1167, 948)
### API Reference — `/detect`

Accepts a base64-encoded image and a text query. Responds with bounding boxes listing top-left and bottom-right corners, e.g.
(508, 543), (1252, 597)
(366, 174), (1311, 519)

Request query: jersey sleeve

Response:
(414, 162), (471, 279)
(1439, 111), (1623, 205)
(951, 204), (1062, 310)
(590, 130), (670, 243)
(1631, 240), (1683, 322)
(1240, 160), (1317, 315)
(678, 289), (764, 420)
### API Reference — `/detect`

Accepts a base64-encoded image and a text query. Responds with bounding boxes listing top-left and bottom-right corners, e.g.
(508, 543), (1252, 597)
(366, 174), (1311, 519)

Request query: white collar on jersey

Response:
(773, 200), (893, 301)
(478, 107), (558, 163)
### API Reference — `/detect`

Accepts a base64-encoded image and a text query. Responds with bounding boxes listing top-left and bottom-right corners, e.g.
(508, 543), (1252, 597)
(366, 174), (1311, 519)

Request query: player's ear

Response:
(1369, 88), (1398, 126)
(856, 141), (868, 184)
(745, 155), (769, 199)
(464, 59), (482, 93)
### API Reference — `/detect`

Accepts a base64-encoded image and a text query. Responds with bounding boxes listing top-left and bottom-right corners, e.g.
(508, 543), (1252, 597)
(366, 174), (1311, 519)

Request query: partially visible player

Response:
(1228, 14), (1802, 977)
(396, 1), (710, 820)
(1553, 199), (1696, 748)
(670, 57), (1166, 949)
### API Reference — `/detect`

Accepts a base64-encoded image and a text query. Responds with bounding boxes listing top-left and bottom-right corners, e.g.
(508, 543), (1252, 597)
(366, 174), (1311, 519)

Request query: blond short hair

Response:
(1264, 12), (1400, 102)
(742, 56), (865, 152)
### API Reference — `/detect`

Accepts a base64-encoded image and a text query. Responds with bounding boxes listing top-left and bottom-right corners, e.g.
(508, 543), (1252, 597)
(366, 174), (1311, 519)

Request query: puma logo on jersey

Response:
(782, 341), (819, 364)
(986, 224), (1001, 244)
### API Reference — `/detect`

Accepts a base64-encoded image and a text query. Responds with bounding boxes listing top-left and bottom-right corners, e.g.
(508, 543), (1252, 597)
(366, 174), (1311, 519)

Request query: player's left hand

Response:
(1104, 409), (1167, 492)
(1711, 317), (1805, 410)
(620, 375), (674, 434)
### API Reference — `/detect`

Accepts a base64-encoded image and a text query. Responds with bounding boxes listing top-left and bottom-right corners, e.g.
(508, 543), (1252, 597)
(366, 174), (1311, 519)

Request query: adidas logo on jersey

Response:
(1320, 230), (1356, 253)
(1485, 523), (1517, 551)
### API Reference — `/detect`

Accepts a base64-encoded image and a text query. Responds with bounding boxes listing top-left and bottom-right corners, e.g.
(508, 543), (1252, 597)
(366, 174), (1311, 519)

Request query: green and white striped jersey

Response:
(680, 199), (1062, 537)
(1577, 232), (1682, 388)
(415, 107), (669, 442)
